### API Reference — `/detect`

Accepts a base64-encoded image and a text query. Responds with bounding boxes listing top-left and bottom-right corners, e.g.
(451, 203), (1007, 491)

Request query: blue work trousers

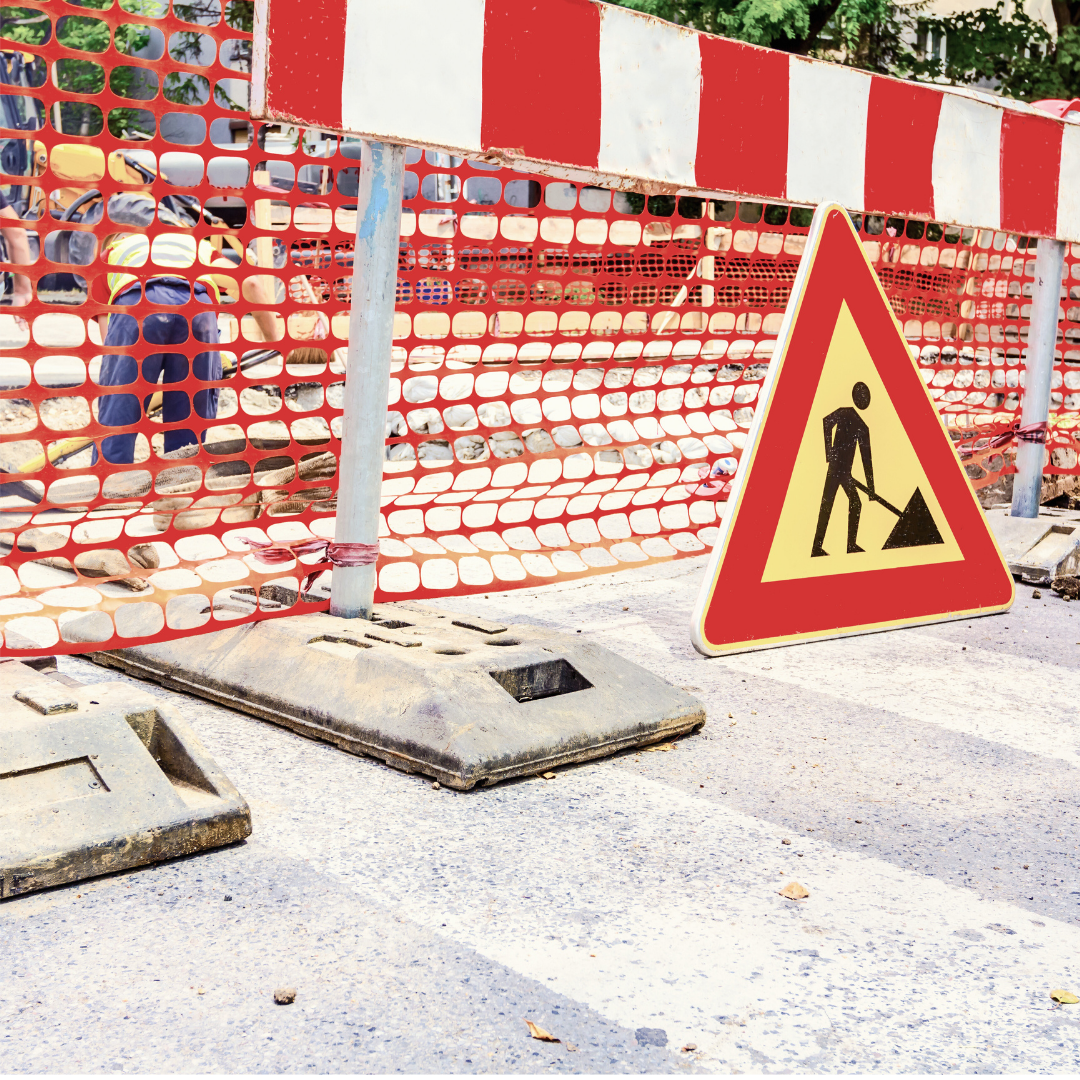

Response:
(95, 280), (222, 464)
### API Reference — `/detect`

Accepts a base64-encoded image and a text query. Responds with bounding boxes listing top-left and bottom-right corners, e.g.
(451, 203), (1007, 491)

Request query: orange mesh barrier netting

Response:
(2, 0), (1079, 655)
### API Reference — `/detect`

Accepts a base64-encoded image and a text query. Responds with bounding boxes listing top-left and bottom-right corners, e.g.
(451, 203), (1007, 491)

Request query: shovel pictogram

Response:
(851, 479), (944, 550)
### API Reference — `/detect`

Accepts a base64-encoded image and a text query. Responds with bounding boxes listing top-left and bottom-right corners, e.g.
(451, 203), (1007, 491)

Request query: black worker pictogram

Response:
(811, 381), (945, 557)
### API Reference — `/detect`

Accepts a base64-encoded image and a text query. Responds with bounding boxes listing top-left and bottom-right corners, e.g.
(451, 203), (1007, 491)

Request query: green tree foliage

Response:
(912, 2), (1079, 100)
(0, 0), (250, 134)
(1, 5), (52, 48)
(225, 0), (254, 34)
(1, 0), (164, 134)
(610, 0), (908, 68)
(613, 0), (1075, 101)
(611, 0), (1079, 100)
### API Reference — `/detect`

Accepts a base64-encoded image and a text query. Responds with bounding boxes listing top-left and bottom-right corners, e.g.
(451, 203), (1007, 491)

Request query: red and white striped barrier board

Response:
(252, 0), (1080, 243)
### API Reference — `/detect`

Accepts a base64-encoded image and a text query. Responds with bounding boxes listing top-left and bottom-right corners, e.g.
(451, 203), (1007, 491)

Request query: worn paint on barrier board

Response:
(253, 0), (1080, 242)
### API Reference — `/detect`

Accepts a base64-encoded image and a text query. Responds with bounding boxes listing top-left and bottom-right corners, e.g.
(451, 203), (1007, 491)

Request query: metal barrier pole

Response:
(330, 140), (406, 619)
(1010, 238), (1067, 519)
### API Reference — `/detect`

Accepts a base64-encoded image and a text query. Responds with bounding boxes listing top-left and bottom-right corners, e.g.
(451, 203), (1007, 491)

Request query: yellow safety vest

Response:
(104, 233), (221, 304)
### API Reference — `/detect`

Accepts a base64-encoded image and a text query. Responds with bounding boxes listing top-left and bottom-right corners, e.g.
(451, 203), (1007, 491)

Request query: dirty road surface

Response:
(3, 557), (1079, 1072)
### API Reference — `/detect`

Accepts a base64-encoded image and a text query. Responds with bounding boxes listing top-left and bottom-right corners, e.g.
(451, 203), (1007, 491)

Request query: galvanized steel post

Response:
(330, 140), (406, 619)
(1010, 238), (1066, 520)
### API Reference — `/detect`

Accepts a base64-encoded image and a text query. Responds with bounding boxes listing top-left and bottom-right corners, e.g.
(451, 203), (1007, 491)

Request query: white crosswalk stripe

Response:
(721, 632), (1080, 766)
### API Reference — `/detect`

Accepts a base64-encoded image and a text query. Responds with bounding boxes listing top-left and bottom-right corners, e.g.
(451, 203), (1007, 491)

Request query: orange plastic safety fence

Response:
(924, 233), (1080, 488)
(1, 0), (1078, 656)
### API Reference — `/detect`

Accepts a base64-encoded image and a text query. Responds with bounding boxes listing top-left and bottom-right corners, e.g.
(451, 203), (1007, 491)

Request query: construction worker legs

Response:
(94, 281), (221, 464)
(94, 293), (142, 465)
(190, 287), (221, 425)
(840, 475), (864, 553)
(811, 472), (841, 557)
(811, 471), (865, 557)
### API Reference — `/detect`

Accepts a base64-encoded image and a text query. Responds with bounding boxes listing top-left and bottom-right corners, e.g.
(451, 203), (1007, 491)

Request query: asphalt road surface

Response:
(3, 557), (1079, 1073)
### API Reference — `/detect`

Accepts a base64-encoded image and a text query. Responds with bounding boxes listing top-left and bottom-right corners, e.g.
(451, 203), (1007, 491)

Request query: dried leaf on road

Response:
(1050, 989), (1079, 1004)
(779, 881), (810, 900)
(524, 1019), (560, 1042)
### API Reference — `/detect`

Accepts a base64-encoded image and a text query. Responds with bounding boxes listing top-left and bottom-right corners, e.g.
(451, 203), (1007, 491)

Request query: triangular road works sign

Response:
(692, 204), (1014, 656)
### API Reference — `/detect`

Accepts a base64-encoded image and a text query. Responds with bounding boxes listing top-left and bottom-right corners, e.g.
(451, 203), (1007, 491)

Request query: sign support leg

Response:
(330, 140), (406, 619)
(1010, 237), (1066, 520)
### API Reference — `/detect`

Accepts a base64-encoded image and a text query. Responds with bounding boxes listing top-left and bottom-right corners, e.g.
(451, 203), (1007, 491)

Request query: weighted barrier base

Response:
(91, 603), (706, 790)
(1, 661), (251, 899)
(987, 507), (1080, 584)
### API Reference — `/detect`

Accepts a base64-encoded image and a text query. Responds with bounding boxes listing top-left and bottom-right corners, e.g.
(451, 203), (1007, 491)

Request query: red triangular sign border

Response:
(691, 203), (1014, 656)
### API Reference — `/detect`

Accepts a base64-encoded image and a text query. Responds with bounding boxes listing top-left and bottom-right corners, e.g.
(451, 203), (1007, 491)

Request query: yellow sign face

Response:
(761, 301), (963, 583)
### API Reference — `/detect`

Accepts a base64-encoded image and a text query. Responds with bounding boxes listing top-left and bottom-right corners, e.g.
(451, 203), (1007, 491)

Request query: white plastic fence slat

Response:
(597, 6), (702, 188)
(786, 58), (872, 212)
(341, 0), (485, 154)
(1058, 125), (1080, 242)
(932, 95), (1003, 232)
